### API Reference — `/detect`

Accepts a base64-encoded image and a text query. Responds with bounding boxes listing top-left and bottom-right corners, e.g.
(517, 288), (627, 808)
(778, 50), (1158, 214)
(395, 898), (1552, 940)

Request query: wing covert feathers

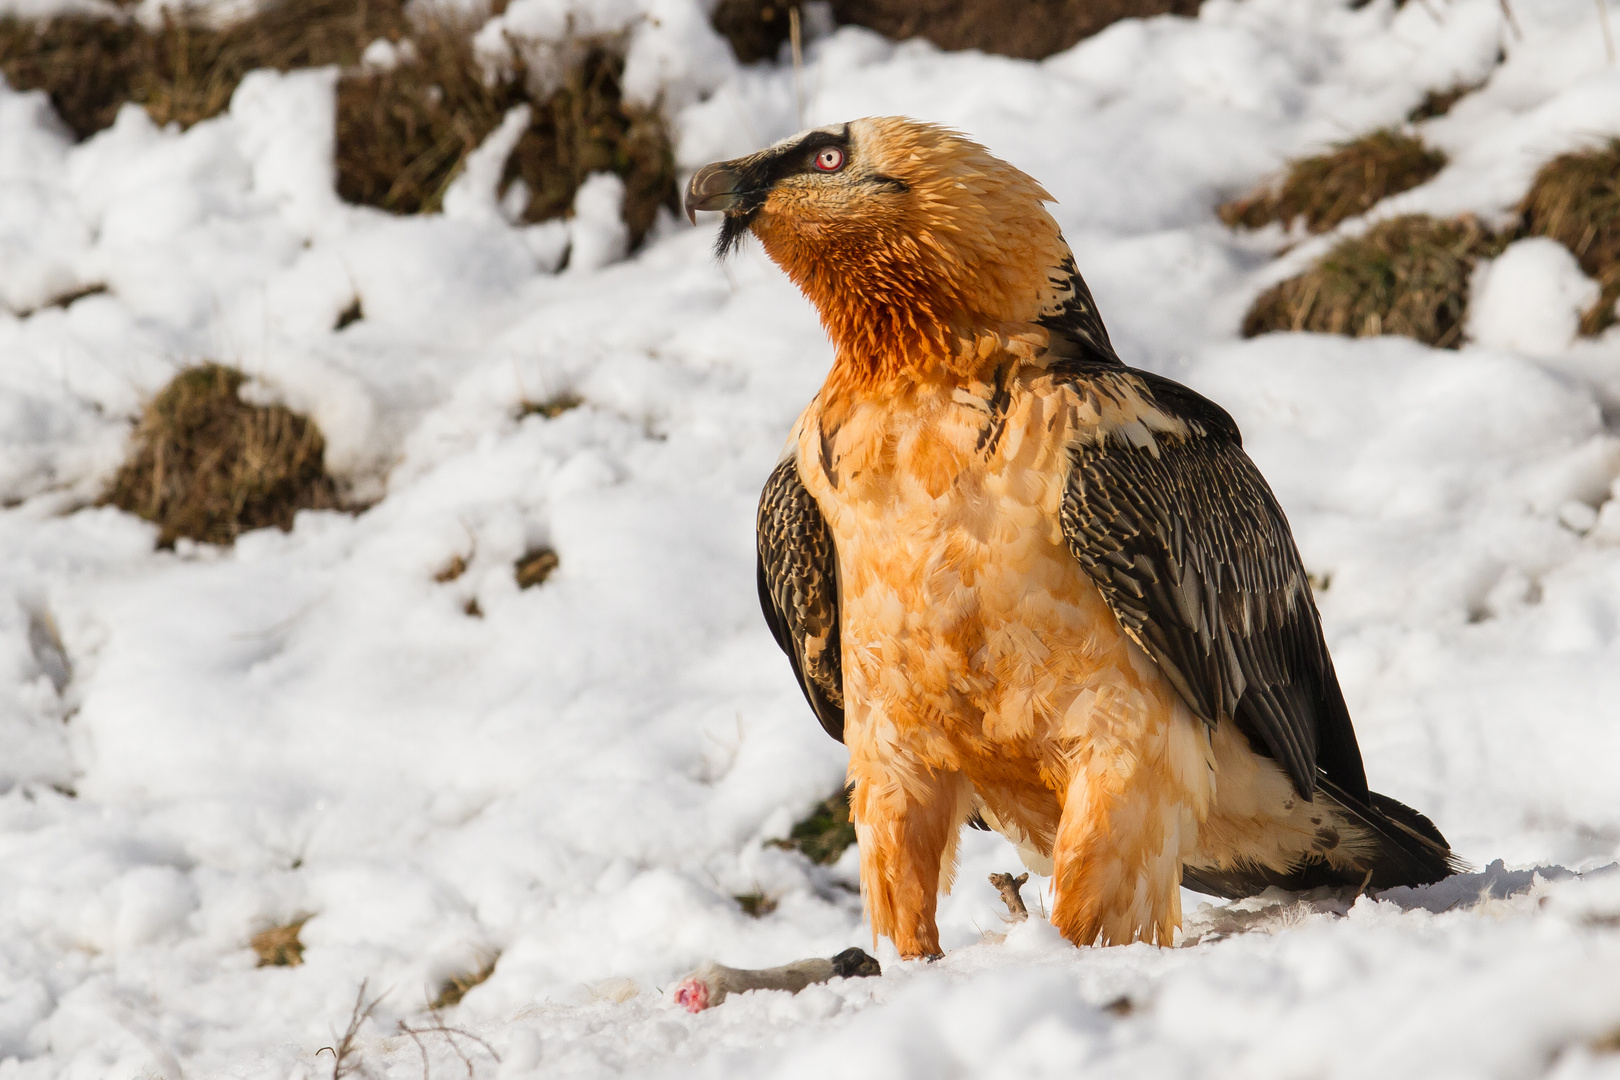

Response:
(757, 458), (845, 742)
(1055, 365), (1368, 801)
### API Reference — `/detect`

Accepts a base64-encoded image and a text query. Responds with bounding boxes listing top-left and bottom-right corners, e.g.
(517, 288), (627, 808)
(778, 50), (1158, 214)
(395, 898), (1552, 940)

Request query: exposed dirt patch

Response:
(1241, 214), (1502, 349)
(1518, 138), (1620, 336)
(1220, 129), (1447, 235)
(334, 13), (512, 216)
(711, 0), (797, 63)
(1407, 78), (1485, 122)
(0, 0), (408, 139)
(516, 391), (583, 420)
(432, 954), (498, 1009)
(251, 915), (311, 967)
(828, 0), (1200, 60)
(514, 548), (559, 589)
(1, 1), (676, 248)
(734, 892), (778, 917)
(498, 47), (677, 249)
(336, 36), (675, 246)
(334, 296), (363, 330)
(102, 364), (342, 548)
(771, 788), (857, 865)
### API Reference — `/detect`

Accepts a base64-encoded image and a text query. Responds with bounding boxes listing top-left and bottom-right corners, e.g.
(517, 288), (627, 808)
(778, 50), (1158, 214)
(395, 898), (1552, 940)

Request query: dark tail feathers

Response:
(1181, 779), (1464, 899)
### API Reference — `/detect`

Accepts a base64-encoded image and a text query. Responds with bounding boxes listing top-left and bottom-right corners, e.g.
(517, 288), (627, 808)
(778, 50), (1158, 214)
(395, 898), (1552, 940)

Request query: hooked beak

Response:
(684, 162), (753, 224)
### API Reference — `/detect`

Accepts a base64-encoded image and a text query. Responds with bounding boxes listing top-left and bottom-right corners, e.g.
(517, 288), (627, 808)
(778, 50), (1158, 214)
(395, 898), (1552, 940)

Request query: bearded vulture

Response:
(686, 118), (1458, 957)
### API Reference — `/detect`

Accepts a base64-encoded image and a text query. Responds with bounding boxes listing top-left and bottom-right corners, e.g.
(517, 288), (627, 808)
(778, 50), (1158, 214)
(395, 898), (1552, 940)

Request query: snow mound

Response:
(0, 0), (1618, 1075)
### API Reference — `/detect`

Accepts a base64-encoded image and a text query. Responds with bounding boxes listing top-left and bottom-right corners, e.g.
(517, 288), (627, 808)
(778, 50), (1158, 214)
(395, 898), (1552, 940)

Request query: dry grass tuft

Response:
(1, 1), (676, 248)
(514, 548), (559, 589)
(517, 391), (583, 419)
(13, 282), (107, 318)
(499, 47), (677, 248)
(434, 554), (468, 583)
(1241, 214), (1502, 349)
(334, 13), (510, 216)
(334, 297), (363, 330)
(1219, 129), (1447, 235)
(252, 915), (311, 967)
(1519, 138), (1620, 336)
(1407, 79), (1483, 122)
(711, 0), (796, 63)
(0, 0), (408, 139)
(336, 35), (675, 246)
(770, 788), (857, 865)
(102, 364), (341, 548)
(734, 892), (778, 917)
(828, 0), (1200, 61)
(431, 954), (498, 1009)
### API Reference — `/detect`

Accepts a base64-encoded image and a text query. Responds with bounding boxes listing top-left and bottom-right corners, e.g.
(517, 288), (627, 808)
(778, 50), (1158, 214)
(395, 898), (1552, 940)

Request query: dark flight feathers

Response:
(1054, 362), (1368, 802)
(757, 458), (845, 741)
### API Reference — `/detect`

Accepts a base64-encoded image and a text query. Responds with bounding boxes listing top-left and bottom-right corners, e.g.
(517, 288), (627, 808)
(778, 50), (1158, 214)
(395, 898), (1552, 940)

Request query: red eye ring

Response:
(814, 147), (845, 172)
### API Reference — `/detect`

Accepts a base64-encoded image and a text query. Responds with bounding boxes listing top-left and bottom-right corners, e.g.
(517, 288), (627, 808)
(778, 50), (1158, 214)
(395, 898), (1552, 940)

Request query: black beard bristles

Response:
(715, 214), (752, 260)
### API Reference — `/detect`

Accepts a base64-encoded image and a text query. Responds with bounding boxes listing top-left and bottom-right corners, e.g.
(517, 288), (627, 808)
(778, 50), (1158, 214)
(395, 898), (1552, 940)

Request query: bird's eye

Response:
(814, 147), (845, 172)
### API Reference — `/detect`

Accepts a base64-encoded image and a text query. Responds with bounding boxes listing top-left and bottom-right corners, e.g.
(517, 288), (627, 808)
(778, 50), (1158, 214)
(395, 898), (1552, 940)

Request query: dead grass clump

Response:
(0, 16), (147, 139)
(828, 0), (1199, 61)
(334, 297), (363, 330)
(13, 282), (108, 319)
(103, 364), (341, 547)
(517, 391), (582, 419)
(1519, 138), (1620, 336)
(336, 37), (675, 247)
(335, 15), (514, 216)
(252, 915), (311, 966)
(711, 0), (796, 64)
(499, 48), (677, 248)
(1219, 129), (1447, 234)
(431, 954), (497, 1009)
(514, 548), (559, 589)
(1242, 214), (1501, 348)
(0, 0), (409, 139)
(770, 788), (857, 865)
(2, 2), (676, 248)
(734, 892), (778, 917)
(1407, 79), (1484, 122)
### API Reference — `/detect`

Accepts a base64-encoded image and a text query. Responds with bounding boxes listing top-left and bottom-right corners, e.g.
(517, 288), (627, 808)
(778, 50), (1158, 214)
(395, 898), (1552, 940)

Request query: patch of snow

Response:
(1471, 237), (1603, 355)
(0, 0), (1618, 1075)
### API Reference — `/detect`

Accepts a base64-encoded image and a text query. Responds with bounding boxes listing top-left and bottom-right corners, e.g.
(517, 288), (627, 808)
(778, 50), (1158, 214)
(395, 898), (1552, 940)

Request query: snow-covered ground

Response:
(3, 0), (1620, 1075)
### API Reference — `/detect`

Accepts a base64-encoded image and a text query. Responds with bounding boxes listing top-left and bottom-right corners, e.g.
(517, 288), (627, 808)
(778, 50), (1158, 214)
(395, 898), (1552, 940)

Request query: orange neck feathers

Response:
(751, 119), (1073, 400)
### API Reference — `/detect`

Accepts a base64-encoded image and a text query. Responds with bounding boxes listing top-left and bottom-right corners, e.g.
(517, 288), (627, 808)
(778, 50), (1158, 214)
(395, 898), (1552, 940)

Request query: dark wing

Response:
(1056, 363), (1368, 801)
(758, 457), (845, 742)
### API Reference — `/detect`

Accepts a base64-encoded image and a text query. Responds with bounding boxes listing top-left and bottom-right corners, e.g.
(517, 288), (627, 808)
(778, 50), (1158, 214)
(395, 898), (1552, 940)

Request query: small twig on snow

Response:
(790, 5), (806, 130)
(398, 1007), (502, 1080)
(1499, 0), (1523, 39)
(317, 980), (386, 1080)
(989, 871), (1030, 923)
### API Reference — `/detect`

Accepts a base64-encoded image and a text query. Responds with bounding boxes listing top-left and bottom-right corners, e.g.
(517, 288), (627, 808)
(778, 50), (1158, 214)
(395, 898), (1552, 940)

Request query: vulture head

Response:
(685, 118), (1080, 385)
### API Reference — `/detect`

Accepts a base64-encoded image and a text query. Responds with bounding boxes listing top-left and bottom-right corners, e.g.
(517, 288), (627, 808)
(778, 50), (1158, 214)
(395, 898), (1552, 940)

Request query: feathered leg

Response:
(1048, 690), (1210, 947)
(847, 761), (972, 958)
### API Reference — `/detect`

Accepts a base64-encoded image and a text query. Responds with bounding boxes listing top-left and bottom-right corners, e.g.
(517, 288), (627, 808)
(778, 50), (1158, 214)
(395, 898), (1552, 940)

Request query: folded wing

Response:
(1054, 363), (1368, 801)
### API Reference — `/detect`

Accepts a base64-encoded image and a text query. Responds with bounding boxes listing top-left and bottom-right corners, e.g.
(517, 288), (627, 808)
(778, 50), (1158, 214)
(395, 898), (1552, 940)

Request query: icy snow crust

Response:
(2, 0), (1620, 1074)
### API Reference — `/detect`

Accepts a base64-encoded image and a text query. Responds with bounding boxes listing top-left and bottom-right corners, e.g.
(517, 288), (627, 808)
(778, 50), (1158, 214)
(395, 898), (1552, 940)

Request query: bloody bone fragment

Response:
(672, 947), (881, 1012)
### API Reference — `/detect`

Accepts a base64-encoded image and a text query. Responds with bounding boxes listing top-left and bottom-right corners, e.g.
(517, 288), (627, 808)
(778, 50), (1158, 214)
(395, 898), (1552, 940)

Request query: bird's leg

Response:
(847, 761), (971, 959)
(1048, 747), (1198, 948)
